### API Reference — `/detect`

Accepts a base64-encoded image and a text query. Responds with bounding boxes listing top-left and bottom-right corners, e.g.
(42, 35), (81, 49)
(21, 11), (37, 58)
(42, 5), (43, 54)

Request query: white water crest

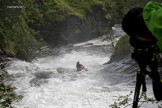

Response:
(6, 37), (159, 108)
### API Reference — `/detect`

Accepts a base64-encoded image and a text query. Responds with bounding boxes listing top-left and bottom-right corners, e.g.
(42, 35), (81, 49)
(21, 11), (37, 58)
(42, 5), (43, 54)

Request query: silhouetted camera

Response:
(122, 7), (157, 49)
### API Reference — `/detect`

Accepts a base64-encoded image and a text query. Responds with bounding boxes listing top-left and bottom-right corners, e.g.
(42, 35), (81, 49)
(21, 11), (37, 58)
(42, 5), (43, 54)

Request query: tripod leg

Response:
(142, 76), (147, 92)
(149, 60), (162, 101)
(132, 72), (142, 108)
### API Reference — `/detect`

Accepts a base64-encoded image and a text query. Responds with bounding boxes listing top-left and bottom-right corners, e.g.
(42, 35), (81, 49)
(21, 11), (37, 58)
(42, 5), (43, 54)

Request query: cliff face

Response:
(34, 7), (109, 46)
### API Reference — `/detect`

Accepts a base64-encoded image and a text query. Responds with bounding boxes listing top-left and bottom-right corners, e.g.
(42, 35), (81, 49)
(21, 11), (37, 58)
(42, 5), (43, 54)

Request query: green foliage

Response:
(102, 0), (162, 24)
(0, 24), (15, 56)
(110, 91), (132, 108)
(0, 0), (45, 60)
(114, 35), (131, 55)
(0, 75), (22, 108)
(109, 35), (132, 62)
(110, 91), (159, 108)
(0, 0), (108, 60)
(1, 0), (161, 61)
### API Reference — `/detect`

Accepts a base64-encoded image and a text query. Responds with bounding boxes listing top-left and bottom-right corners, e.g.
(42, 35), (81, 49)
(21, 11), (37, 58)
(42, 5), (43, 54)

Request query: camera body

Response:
(122, 7), (157, 49)
(122, 6), (162, 102)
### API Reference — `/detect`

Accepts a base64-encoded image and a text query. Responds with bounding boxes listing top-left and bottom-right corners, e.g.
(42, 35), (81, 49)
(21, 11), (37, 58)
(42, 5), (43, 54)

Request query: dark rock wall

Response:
(33, 7), (110, 47)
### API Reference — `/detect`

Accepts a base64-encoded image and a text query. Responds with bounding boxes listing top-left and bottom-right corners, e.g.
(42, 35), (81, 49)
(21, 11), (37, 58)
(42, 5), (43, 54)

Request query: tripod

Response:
(131, 45), (162, 108)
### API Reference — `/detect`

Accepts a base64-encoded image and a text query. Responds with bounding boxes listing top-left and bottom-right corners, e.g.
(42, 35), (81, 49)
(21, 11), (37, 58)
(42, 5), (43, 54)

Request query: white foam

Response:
(6, 38), (158, 108)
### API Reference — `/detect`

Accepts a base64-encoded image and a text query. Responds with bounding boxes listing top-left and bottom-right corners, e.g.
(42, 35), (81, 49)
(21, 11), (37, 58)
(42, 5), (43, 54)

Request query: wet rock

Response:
(0, 56), (12, 77)
(35, 71), (53, 79)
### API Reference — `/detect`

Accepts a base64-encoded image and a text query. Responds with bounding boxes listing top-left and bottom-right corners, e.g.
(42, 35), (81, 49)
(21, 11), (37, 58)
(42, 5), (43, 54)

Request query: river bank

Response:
(2, 37), (160, 108)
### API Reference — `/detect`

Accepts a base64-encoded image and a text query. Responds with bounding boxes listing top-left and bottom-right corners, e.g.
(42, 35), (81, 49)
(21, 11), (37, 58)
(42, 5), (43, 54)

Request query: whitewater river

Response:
(6, 38), (160, 108)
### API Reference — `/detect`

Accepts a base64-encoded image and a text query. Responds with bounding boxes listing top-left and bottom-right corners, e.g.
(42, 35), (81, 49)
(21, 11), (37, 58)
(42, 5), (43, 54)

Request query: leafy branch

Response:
(110, 91), (161, 108)
(0, 74), (22, 108)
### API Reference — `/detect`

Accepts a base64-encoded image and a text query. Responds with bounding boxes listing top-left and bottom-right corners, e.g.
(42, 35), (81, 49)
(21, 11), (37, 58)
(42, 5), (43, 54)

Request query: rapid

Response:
(5, 26), (160, 108)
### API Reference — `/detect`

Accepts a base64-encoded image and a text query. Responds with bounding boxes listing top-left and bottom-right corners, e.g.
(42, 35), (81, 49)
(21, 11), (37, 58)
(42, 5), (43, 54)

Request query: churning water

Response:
(6, 37), (159, 108)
